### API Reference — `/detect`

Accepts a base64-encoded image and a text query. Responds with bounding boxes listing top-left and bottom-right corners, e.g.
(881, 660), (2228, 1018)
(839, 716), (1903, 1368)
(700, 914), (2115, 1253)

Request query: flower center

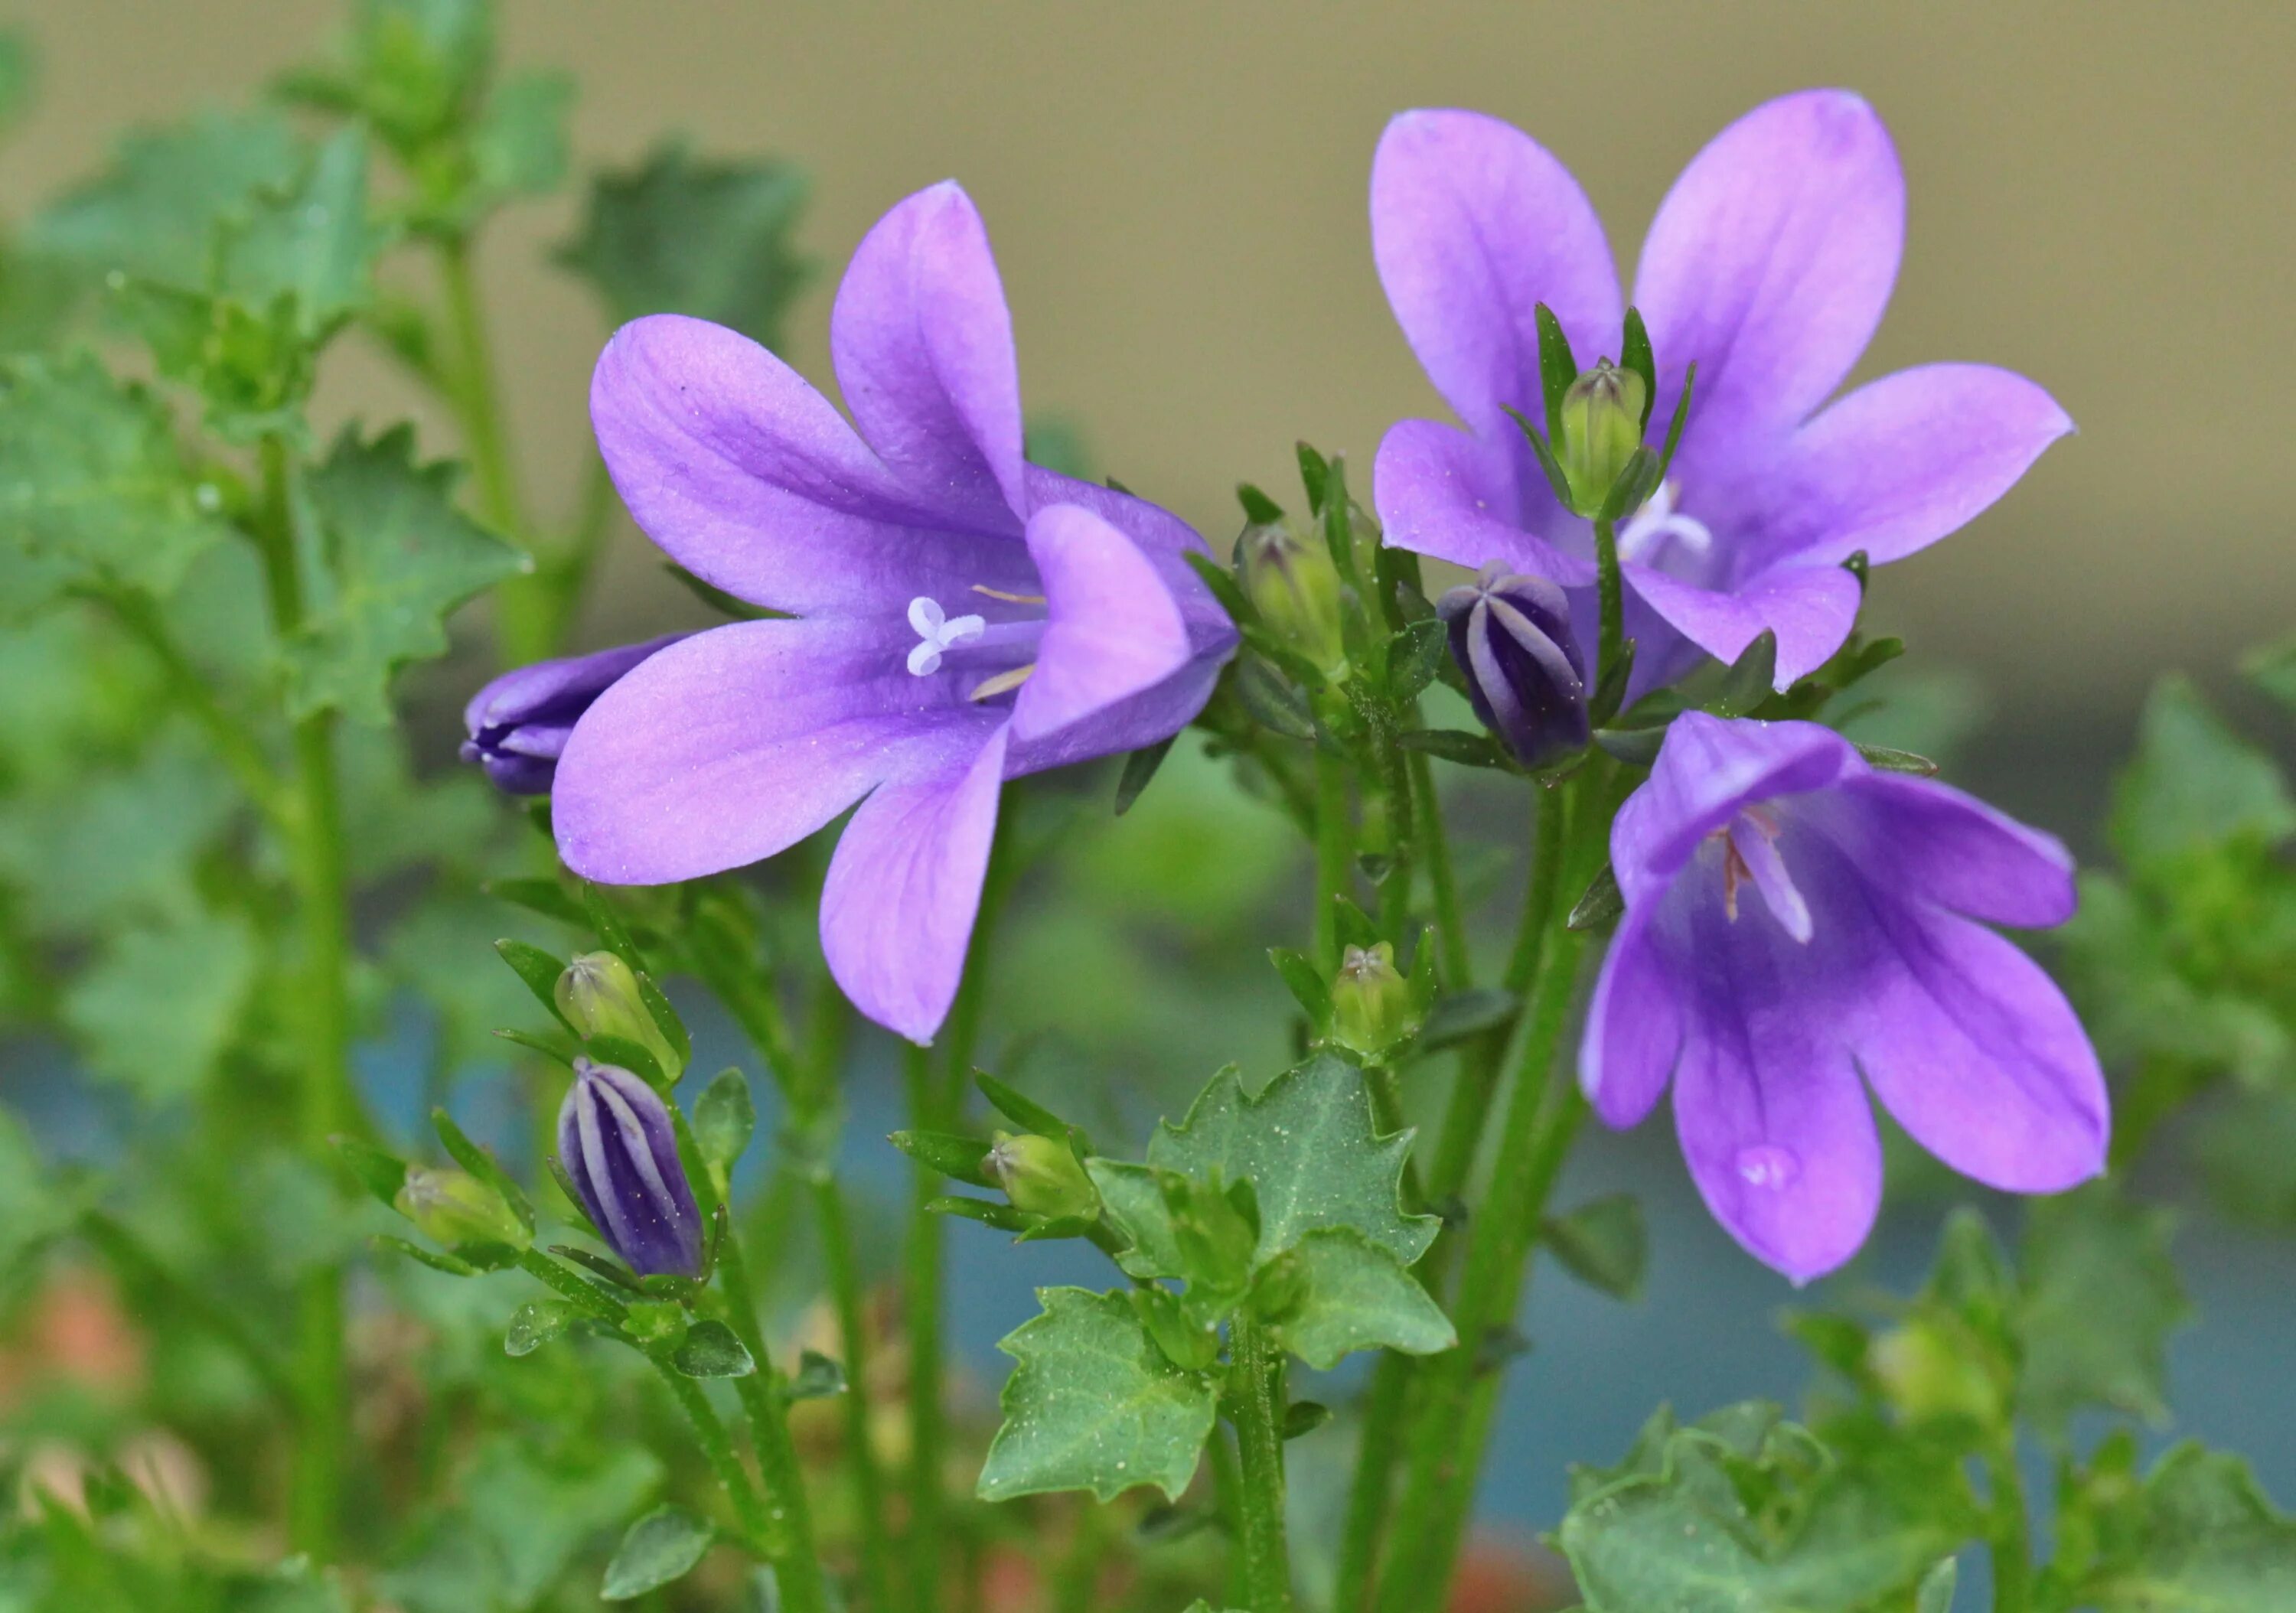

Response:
(1616, 481), (1713, 570)
(1713, 805), (1812, 943)
(905, 588), (1049, 702)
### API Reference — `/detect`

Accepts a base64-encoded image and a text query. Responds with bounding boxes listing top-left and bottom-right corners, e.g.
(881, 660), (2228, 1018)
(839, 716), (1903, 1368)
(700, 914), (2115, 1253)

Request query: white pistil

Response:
(1717, 805), (1812, 944)
(1617, 481), (1714, 566)
(907, 596), (986, 676)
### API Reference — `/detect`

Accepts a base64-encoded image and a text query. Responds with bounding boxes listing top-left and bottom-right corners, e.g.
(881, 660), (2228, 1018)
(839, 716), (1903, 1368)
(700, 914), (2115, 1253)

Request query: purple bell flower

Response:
(1580, 712), (2108, 1284)
(1370, 91), (2073, 698)
(1437, 565), (1589, 769)
(549, 181), (1236, 1042)
(461, 634), (687, 794)
(556, 1057), (705, 1278)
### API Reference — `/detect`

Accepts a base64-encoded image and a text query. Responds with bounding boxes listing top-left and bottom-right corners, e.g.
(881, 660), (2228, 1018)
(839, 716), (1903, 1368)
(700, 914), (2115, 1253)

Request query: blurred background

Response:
(5, 1), (2294, 1605)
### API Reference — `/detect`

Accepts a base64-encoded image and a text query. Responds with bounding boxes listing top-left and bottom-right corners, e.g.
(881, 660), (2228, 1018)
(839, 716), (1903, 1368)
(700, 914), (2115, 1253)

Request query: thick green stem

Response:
(1312, 745), (1352, 968)
(1332, 787), (1565, 1613)
(902, 1040), (951, 1613)
(1226, 1313), (1295, 1613)
(250, 435), (357, 1560)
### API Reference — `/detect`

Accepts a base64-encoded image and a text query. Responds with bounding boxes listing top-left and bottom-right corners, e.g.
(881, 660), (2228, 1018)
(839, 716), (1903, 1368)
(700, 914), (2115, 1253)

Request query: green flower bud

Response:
(982, 1132), (1099, 1221)
(1870, 1316), (2007, 1429)
(555, 951), (683, 1081)
(1165, 1171), (1259, 1296)
(1557, 359), (1648, 513)
(1329, 942), (1420, 1057)
(1238, 520), (1347, 677)
(395, 1165), (530, 1252)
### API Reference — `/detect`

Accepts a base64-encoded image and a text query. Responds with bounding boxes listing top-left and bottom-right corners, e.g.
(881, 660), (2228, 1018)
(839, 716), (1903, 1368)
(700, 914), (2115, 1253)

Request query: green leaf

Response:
(1567, 863), (1625, 932)
(2081, 1442), (2296, 1611)
(2109, 675), (2296, 868)
(468, 70), (572, 207)
(1265, 1227), (1455, 1370)
(601, 1505), (714, 1601)
(1557, 1403), (1979, 1613)
(0, 354), (235, 621)
(670, 1318), (755, 1379)
(504, 1299), (574, 1357)
(2244, 631), (2296, 710)
(428, 1436), (660, 1611)
(283, 425), (527, 722)
(1085, 1159), (1189, 1279)
(333, 1136), (410, 1207)
(891, 1129), (1000, 1188)
(1544, 1193), (1646, 1302)
(556, 141), (810, 349)
(429, 1106), (535, 1235)
(1419, 987), (1518, 1051)
(976, 1286), (1218, 1503)
(2017, 1185), (2189, 1439)
(1397, 728), (1511, 770)
(1267, 947), (1331, 1025)
(1115, 735), (1176, 816)
(693, 1068), (755, 1171)
(1915, 1556), (1958, 1613)
(1146, 1054), (1437, 1269)
(60, 908), (257, 1101)
(1713, 629), (1779, 715)
(494, 937), (572, 1025)
(217, 128), (386, 338)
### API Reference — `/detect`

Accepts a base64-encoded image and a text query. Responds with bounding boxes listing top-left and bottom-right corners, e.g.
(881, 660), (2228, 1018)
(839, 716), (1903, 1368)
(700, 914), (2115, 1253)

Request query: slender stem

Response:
(812, 1171), (895, 1611)
(99, 590), (287, 825)
(651, 1357), (777, 1552)
(1372, 725), (1416, 941)
(1591, 513), (1625, 706)
(1408, 751), (1469, 989)
(1332, 787), (1566, 1613)
(1225, 1313), (1295, 1613)
(1312, 745), (1352, 969)
(249, 435), (357, 1561)
(82, 1211), (295, 1409)
(1988, 1442), (2033, 1613)
(902, 1040), (950, 1613)
(1371, 781), (1601, 1613)
(1049, 1498), (1111, 1613)
(517, 1248), (628, 1323)
(1210, 1427), (1250, 1609)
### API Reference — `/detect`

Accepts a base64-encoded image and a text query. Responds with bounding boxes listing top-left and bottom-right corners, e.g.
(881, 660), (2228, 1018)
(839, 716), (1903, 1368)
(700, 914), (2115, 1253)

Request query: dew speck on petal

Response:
(1734, 1144), (1800, 1191)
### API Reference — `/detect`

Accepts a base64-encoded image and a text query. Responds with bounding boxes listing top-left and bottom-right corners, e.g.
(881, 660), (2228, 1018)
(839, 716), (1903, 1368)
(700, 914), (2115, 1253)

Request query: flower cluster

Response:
(467, 91), (2102, 1281)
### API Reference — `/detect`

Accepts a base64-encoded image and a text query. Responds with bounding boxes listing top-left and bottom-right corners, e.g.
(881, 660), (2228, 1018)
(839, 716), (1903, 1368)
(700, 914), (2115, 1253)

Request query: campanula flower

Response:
(557, 1057), (704, 1278)
(461, 634), (687, 793)
(1580, 712), (2108, 1282)
(1437, 565), (1589, 769)
(550, 182), (1237, 1041)
(1371, 91), (2072, 695)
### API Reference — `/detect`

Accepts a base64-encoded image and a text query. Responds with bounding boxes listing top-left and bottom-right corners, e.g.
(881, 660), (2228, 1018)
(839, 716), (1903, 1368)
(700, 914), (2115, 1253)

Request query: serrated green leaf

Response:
(1266, 1227), (1454, 1370)
(1086, 1158), (1189, 1279)
(1557, 1402), (1980, 1613)
(601, 1505), (714, 1601)
(468, 70), (572, 205)
(2017, 1185), (2188, 1439)
(60, 907), (257, 1101)
(556, 141), (810, 349)
(2082, 1443), (2296, 1611)
(283, 425), (526, 722)
(1146, 1054), (1437, 1268)
(670, 1318), (754, 1378)
(693, 1068), (755, 1171)
(977, 1286), (1218, 1503)
(1544, 1193), (1646, 1302)
(504, 1299), (573, 1357)
(218, 127), (386, 337)
(0, 354), (235, 621)
(2109, 676), (2296, 868)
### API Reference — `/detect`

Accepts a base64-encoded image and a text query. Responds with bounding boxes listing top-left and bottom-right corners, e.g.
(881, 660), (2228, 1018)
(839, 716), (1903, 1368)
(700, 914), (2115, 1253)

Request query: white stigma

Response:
(1717, 806), (1813, 944)
(1617, 481), (1714, 566)
(906, 595), (986, 677)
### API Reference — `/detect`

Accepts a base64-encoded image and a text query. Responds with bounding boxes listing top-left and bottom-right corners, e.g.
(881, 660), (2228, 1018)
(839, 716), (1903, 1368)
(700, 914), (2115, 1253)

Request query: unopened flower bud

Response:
(461, 634), (687, 795)
(1437, 566), (1589, 770)
(396, 1166), (530, 1251)
(1870, 1317), (2007, 1429)
(556, 1058), (704, 1277)
(1329, 942), (1420, 1056)
(1238, 520), (1347, 676)
(982, 1132), (1098, 1221)
(1557, 360), (1647, 513)
(555, 951), (684, 1081)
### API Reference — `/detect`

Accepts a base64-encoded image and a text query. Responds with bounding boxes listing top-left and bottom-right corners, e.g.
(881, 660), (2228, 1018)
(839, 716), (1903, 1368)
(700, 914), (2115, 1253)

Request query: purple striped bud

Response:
(1437, 565), (1590, 770)
(556, 1057), (704, 1277)
(461, 634), (687, 795)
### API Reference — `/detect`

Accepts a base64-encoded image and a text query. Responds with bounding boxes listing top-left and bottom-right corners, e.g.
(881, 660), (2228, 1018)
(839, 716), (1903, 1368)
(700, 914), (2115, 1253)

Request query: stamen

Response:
(906, 595), (986, 677)
(967, 663), (1035, 702)
(1617, 481), (1714, 566)
(971, 585), (1049, 604)
(1726, 810), (1813, 943)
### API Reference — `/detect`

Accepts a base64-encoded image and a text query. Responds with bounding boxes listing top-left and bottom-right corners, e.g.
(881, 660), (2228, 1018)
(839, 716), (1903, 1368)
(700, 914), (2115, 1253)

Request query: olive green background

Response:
(8, 1), (2291, 721)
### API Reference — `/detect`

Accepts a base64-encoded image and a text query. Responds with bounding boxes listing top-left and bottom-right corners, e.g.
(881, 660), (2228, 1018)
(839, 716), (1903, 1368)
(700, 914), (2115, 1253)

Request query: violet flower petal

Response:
(1633, 90), (1903, 471)
(1619, 557), (1866, 688)
(1823, 771), (2076, 928)
(552, 617), (1000, 885)
(590, 314), (1035, 615)
(1371, 109), (1622, 445)
(558, 1059), (704, 1277)
(1007, 503), (1192, 745)
(820, 727), (1009, 1044)
(1580, 906), (1684, 1129)
(830, 181), (1029, 527)
(1609, 712), (1855, 903)
(1766, 362), (2076, 569)
(1371, 417), (1596, 587)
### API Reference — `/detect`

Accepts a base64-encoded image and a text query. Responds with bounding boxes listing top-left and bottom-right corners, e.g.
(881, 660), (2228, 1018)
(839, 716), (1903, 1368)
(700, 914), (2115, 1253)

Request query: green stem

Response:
(1989, 1442), (2033, 1613)
(1225, 1313), (1295, 1613)
(902, 1040), (950, 1613)
(1210, 1428), (1251, 1609)
(249, 435), (357, 1561)
(1372, 726), (1415, 941)
(1371, 789), (1599, 1613)
(1312, 744), (1352, 968)
(516, 1249), (627, 1324)
(1591, 513), (1624, 706)
(650, 1356), (778, 1554)
(812, 1170), (895, 1611)
(1408, 750), (1469, 989)
(1332, 787), (1566, 1613)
